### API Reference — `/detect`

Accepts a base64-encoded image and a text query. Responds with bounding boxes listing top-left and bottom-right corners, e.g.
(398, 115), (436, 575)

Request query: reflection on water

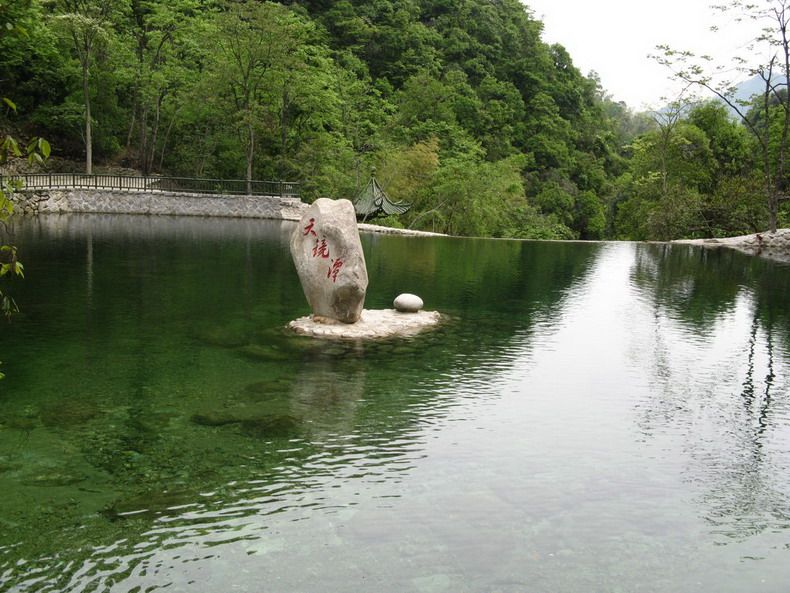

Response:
(630, 244), (790, 548)
(1, 215), (789, 592)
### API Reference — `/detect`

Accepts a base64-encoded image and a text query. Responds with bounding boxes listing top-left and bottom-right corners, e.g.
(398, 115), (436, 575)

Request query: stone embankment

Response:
(13, 187), (443, 237)
(15, 188), (308, 221)
(675, 229), (790, 263)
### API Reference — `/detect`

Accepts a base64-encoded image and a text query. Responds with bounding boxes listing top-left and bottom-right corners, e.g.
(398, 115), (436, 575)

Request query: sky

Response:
(523, 0), (767, 110)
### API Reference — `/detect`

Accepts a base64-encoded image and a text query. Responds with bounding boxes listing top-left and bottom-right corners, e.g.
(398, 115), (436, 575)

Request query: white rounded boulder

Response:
(393, 293), (424, 313)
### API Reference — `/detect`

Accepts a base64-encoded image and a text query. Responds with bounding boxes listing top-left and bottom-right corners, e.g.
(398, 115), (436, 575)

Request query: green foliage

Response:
(534, 181), (574, 227)
(688, 102), (752, 178)
(410, 154), (528, 237)
(48, 0), (128, 174)
(1, 130), (48, 319)
(654, 1), (790, 232)
(1, 0), (783, 240)
(376, 138), (440, 204)
(0, 85), (50, 378)
(574, 190), (606, 239)
(611, 99), (779, 240)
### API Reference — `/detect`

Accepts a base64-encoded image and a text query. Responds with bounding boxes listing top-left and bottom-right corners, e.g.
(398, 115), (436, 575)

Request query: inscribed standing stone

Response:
(290, 198), (368, 323)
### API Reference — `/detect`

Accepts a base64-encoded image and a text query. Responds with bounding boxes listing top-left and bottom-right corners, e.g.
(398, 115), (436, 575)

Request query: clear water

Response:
(1, 214), (789, 593)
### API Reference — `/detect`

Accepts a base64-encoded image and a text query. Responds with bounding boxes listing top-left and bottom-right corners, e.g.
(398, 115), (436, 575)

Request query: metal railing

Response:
(1, 173), (300, 198)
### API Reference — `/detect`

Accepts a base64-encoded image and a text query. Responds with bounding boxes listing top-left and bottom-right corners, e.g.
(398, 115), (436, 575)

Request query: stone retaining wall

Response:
(15, 188), (309, 221)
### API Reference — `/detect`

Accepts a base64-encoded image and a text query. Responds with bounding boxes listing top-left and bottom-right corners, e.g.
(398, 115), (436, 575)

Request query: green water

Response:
(1, 214), (789, 593)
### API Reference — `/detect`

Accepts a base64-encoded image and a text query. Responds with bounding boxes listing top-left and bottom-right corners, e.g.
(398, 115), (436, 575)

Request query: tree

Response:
(647, 98), (714, 197)
(273, 41), (345, 182)
(393, 71), (483, 160)
(613, 98), (718, 240)
(654, 0), (790, 232)
(212, 1), (312, 193)
(51, 0), (123, 174)
(474, 75), (525, 160)
(413, 154), (528, 237)
(124, 0), (208, 174)
(687, 101), (752, 180)
(522, 91), (573, 171)
(349, 0), (441, 86)
(332, 50), (392, 189)
(687, 101), (765, 234)
(376, 137), (440, 206)
(0, 0), (69, 118)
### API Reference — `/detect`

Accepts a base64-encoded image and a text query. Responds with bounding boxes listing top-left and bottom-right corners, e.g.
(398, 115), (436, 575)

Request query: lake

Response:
(1, 213), (789, 593)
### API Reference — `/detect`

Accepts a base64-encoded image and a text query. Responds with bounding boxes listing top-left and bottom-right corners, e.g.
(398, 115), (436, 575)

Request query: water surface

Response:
(1, 214), (789, 592)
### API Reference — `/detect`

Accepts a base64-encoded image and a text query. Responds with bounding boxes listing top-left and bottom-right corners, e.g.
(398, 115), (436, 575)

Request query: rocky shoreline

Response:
(357, 222), (445, 237)
(674, 228), (790, 263)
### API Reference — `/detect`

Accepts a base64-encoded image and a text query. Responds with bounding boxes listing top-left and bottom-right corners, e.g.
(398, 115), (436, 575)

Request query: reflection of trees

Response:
(741, 317), (775, 437)
(364, 233), (602, 331)
(0, 215), (602, 590)
(698, 314), (784, 541)
(630, 243), (790, 541)
(631, 244), (742, 333)
(631, 243), (790, 347)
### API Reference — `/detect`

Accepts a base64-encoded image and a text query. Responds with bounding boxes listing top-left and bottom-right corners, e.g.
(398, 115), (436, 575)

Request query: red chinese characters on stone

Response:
(312, 238), (330, 259)
(302, 217), (342, 282)
(327, 258), (344, 283)
(303, 218), (317, 237)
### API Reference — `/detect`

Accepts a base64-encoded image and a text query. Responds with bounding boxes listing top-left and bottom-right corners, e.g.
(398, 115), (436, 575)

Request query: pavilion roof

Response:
(353, 176), (410, 217)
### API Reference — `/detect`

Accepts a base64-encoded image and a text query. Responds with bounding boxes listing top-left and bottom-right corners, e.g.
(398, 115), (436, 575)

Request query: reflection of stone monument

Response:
(289, 198), (368, 323)
(288, 198), (442, 339)
(289, 359), (366, 439)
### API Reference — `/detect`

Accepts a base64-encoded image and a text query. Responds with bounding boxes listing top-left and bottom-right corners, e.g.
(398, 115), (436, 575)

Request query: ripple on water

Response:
(3, 220), (790, 593)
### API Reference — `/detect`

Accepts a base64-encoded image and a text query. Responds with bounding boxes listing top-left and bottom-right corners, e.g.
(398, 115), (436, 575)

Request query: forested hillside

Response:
(1, 0), (787, 239)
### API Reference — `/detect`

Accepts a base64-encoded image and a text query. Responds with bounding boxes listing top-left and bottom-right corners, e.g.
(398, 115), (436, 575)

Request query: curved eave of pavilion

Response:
(353, 177), (411, 216)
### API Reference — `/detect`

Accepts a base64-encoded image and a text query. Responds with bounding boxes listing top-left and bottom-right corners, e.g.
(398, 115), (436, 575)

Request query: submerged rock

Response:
(21, 469), (87, 487)
(40, 398), (99, 428)
(102, 489), (195, 521)
(290, 198), (368, 323)
(193, 325), (248, 348)
(0, 459), (21, 474)
(236, 343), (292, 362)
(3, 414), (38, 431)
(190, 413), (239, 427)
(243, 378), (292, 398)
(191, 410), (301, 439)
(239, 415), (301, 439)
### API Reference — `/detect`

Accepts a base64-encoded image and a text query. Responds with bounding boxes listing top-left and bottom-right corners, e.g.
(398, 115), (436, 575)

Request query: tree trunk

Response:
(778, 9), (790, 234)
(246, 123), (255, 195)
(148, 92), (163, 173)
(83, 61), (93, 175)
(197, 122), (211, 177)
(139, 106), (149, 175)
(760, 72), (776, 233)
(158, 107), (179, 172)
(280, 88), (289, 179)
(769, 188), (779, 233)
(126, 110), (136, 150)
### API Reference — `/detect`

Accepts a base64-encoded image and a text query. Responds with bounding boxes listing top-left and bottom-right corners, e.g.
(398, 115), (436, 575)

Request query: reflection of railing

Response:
(1, 173), (300, 198)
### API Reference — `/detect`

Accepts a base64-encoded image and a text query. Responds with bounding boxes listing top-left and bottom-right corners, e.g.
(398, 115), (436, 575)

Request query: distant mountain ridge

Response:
(722, 74), (788, 115)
